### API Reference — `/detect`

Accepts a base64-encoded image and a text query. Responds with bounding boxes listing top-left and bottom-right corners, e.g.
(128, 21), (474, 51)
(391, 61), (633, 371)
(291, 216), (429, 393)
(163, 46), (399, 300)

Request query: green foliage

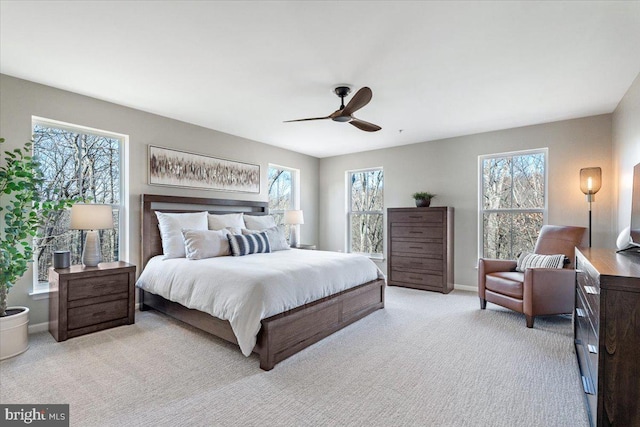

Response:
(411, 192), (436, 200)
(0, 138), (77, 316)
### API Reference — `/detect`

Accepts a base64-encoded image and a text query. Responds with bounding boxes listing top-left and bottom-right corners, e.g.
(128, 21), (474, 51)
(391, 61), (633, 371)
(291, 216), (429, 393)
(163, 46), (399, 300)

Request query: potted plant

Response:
(412, 192), (436, 208)
(0, 138), (74, 360)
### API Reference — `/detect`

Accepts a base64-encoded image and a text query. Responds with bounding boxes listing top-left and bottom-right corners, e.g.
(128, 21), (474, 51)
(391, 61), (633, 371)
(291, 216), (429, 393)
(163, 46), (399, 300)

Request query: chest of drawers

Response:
(49, 261), (136, 341)
(574, 247), (640, 427)
(387, 207), (454, 293)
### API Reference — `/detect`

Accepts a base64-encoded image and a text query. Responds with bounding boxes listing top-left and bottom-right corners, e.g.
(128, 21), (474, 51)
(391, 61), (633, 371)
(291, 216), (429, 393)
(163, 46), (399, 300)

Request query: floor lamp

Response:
(580, 167), (602, 247)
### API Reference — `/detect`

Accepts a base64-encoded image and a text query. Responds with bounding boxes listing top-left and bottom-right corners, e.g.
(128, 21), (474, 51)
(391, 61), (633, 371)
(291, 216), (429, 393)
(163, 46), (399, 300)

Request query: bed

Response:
(137, 194), (385, 370)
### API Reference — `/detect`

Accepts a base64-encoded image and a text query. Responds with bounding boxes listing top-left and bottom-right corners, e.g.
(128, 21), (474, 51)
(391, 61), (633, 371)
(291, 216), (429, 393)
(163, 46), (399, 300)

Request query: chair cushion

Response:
(485, 272), (524, 299)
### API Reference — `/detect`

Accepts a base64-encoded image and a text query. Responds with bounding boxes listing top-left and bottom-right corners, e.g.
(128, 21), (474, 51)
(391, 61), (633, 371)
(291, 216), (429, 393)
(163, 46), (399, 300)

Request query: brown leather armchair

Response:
(478, 225), (588, 328)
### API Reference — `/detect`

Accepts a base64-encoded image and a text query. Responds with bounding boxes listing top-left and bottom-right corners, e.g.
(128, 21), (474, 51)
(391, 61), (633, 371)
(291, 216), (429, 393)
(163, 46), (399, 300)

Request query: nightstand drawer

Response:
(68, 273), (129, 301)
(68, 299), (128, 330)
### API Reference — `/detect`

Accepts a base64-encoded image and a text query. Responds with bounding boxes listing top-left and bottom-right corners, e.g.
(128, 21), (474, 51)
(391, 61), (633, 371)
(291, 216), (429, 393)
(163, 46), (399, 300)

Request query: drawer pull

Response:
(409, 231), (423, 234)
(587, 344), (598, 354)
(409, 246), (422, 249)
(408, 215), (421, 219)
(581, 375), (595, 395)
(584, 286), (599, 295)
(576, 308), (586, 318)
(93, 311), (107, 317)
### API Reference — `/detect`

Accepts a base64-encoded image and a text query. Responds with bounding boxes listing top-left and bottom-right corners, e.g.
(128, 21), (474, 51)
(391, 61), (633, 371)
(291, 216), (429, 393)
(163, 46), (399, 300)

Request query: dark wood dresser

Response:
(574, 247), (640, 427)
(387, 207), (454, 293)
(49, 261), (136, 341)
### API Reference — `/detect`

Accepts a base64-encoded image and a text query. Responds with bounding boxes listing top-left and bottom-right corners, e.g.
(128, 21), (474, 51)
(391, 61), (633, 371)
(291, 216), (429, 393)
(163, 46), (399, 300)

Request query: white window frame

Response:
(30, 116), (129, 296)
(346, 167), (384, 259)
(478, 148), (548, 260)
(268, 163), (300, 239)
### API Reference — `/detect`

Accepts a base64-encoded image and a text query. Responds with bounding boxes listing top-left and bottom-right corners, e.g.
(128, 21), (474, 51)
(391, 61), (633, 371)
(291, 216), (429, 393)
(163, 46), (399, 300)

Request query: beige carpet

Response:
(0, 287), (588, 427)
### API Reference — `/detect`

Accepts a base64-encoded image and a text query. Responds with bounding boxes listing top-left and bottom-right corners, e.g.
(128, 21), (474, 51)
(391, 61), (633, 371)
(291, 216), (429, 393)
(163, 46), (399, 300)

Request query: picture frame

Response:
(148, 145), (260, 193)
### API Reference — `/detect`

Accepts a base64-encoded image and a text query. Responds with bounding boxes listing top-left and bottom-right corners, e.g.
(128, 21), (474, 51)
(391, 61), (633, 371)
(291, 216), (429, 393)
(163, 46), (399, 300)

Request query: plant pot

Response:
(415, 198), (431, 208)
(0, 306), (30, 360)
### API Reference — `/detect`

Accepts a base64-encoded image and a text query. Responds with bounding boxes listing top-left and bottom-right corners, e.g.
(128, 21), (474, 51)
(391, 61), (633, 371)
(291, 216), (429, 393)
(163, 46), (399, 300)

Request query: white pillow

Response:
(182, 229), (231, 259)
(243, 226), (290, 252)
(244, 215), (277, 231)
(156, 211), (208, 259)
(516, 253), (566, 272)
(208, 213), (245, 233)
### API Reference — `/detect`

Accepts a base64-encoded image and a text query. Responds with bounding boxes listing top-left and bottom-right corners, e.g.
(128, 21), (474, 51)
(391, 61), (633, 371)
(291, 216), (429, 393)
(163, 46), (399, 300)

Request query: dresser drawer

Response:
(392, 256), (443, 272)
(67, 299), (128, 330)
(391, 225), (442, 240)
(577, 258), (600, 309)
(392, 241), (443, 256)
(68, 273), (129, 301)
(391, 270), (443, 287)
(388, 210), (442, 224)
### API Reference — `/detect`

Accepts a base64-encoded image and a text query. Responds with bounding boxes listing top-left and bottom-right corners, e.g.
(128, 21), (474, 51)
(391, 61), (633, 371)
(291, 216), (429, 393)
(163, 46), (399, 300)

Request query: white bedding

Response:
(136, 249), (385, 356)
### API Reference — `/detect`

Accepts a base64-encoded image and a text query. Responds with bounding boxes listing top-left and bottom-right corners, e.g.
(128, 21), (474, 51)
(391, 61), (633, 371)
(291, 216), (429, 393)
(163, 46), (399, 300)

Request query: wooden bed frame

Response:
(139, 194), (385, 370)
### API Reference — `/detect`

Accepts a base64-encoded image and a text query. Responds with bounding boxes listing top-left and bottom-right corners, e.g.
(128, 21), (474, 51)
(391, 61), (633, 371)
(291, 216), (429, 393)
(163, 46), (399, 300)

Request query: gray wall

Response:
(0, 74), (319, 326)
(612, 73), (640, 234)
(318, 115), (615, 289)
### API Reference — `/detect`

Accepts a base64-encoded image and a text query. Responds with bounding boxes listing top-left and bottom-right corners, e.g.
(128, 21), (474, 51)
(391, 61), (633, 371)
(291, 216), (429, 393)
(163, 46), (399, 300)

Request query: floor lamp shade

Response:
(70, 204), (114, 267)
(284, 210), (304, 248)
(580, 167), (602, 202)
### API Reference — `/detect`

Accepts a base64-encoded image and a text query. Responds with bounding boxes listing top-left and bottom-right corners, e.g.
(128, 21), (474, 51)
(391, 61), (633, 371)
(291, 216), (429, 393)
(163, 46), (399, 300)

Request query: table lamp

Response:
(70, 204), (114, 267)
(284, 210), (304, 248)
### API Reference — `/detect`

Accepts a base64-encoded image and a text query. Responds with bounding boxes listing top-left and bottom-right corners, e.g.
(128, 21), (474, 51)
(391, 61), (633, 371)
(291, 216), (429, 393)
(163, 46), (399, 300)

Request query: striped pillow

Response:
(516, 253), (566, 272)
(228, 231), (271, 256)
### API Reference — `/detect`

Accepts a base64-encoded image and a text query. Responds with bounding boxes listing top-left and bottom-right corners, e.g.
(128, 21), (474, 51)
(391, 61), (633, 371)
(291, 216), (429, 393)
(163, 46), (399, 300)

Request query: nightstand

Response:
(296, 244), (317, 250)
(49, 261), (136, 341)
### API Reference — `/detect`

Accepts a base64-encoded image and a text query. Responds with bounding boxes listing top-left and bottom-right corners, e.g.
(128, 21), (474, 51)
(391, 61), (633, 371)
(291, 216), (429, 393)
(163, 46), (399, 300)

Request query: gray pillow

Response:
(242, 226), (290, 251)
(244, 215), (277, 231)
(182, 229), (231, 259)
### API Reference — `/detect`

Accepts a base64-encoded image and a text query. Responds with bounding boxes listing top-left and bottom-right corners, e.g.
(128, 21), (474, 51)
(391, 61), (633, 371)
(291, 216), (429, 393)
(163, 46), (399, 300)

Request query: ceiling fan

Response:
(284, 86), (381, 132)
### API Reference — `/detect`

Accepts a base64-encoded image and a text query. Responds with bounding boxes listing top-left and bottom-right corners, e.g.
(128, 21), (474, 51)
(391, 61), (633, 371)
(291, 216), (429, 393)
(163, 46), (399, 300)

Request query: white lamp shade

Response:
(284, 210), (304, 225)
(70, 204), (114, 230)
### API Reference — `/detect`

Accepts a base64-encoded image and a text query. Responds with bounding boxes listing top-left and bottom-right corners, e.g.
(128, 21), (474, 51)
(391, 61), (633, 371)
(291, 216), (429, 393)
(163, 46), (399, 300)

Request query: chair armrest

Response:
(523, 268), (577, 316)
(478, 258), (518, 297)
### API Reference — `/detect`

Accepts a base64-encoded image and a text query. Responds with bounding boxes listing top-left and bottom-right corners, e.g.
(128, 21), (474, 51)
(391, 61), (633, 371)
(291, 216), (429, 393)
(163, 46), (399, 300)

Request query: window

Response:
(32, 118), (127, 291)
(268, 165), (299, 238)
(347, 168), (384, 257)
(479, 149), (547, 259)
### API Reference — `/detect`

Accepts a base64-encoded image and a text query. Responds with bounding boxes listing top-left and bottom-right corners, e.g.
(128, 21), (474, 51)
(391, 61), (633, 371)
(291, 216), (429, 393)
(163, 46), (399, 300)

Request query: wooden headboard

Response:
(141, 194), (268, 268)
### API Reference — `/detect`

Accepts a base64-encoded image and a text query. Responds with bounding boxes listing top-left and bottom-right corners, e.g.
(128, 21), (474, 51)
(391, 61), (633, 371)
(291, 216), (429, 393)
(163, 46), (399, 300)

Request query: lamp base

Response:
(289, 227), (299, 248)
(82, 230), (102, 267)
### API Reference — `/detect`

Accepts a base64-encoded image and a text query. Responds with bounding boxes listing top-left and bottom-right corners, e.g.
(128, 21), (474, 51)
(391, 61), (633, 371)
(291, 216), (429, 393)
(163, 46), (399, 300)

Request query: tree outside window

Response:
(480, 150), (546, 259)
(32, 121), (123, 285)
(348, 168), (384, 256)
(268, 165), (297, 238)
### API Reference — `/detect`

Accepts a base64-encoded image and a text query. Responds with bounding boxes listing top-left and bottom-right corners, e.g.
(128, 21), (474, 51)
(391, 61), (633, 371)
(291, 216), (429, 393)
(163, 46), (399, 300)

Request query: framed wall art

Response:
(148, 145), (260, 193)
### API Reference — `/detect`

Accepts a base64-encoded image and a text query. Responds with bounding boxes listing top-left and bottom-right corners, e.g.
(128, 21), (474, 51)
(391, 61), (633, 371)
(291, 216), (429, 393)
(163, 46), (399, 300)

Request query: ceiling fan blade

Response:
(341, 87), (373, 116)
(283, 116), (330, 123)
(350, 118), (381, 132)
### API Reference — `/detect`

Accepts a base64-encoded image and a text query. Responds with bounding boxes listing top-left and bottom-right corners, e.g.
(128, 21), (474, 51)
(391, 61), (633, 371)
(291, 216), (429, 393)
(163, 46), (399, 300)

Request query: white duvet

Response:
(136, 249), (385, 356)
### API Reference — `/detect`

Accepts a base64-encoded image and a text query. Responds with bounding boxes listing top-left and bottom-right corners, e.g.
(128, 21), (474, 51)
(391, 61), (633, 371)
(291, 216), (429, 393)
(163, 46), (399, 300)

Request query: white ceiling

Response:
(1, 1), (639, 158)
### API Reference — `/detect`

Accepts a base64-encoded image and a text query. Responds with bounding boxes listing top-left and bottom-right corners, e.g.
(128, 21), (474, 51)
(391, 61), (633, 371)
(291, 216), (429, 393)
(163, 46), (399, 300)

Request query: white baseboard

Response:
(454, 284), (478, 293)
(28, 322), (49, 334)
